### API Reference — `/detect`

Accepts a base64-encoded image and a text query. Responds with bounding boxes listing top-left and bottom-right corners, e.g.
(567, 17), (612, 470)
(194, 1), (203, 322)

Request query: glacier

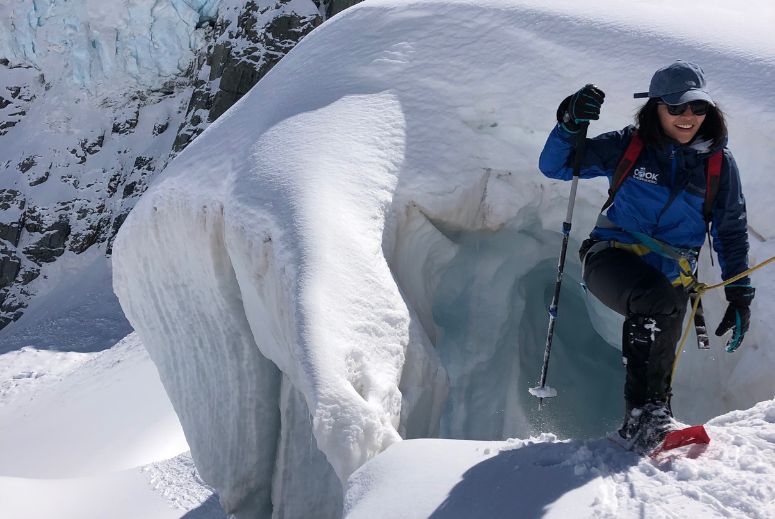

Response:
(111, 0), (775, 517)
(0, 0), (211, 92)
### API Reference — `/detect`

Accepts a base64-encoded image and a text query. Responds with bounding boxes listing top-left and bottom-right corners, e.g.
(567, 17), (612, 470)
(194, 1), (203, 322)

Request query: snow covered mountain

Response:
(3, 0), (775, 518)
(0, 0), (347, 341)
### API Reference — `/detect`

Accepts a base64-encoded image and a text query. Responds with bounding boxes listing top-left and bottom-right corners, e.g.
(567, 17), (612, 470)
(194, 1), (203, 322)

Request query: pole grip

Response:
(572, 124), (589, 177)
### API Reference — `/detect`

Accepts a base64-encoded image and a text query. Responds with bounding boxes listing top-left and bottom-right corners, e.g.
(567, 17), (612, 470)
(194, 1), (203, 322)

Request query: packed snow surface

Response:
(346, 398), (775, 519)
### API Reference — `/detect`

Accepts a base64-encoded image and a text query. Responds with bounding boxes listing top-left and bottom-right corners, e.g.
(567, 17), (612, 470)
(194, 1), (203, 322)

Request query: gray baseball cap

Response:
(633, 60), (715, 106)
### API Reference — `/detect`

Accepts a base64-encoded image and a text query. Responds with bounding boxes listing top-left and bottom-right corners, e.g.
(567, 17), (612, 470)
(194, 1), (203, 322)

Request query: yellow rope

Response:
(671, 254), (775, 380)
(700, 254), (775, 292)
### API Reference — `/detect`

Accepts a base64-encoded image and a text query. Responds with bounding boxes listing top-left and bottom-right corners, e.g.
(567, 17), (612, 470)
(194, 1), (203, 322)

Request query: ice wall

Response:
(113, 0), (775, 516)
(0, 0), (213, 92)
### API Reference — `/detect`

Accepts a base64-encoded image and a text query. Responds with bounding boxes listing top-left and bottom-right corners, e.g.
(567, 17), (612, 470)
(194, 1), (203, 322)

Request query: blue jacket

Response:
(539, 123), (750, 284)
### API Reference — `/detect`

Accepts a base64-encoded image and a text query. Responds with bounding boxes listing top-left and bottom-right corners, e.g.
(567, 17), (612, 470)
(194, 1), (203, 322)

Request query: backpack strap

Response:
(601, 133), (723, 220)
(601, 131), (644, 213)
(704, 150), (723, 223)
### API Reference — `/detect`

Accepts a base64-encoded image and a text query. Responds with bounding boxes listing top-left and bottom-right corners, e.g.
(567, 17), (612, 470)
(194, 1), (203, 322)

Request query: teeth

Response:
(676, 124), (693, 129)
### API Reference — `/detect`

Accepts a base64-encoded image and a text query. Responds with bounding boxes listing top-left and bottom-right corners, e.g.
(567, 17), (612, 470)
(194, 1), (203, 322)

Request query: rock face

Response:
(327, 0), (362, 16)
(173, 0), (323, 153)
(0, 0), (362, 331)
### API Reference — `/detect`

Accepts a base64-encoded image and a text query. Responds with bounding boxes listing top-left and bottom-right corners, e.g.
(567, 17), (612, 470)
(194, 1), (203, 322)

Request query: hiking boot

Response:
(617, 406), (643, 442)
(632, 401), (678, 452)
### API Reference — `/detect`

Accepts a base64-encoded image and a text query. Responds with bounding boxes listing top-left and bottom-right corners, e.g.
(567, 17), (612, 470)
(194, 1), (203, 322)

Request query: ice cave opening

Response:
(413, 214), (627, 443)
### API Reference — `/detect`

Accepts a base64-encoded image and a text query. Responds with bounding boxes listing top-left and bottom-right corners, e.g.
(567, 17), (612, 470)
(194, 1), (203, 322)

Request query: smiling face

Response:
(657, 103), (706, 144)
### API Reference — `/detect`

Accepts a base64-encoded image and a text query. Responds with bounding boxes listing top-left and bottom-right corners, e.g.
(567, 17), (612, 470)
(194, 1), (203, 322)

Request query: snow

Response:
(0, 469), (190, 519)
(0, 248), (132, 353)
(528, 385), (558, 399)
(346, 399), (775, 518)
(0, 335), (187, 477)
(0, 332), (221, 518)
(0, 0), (774, 517)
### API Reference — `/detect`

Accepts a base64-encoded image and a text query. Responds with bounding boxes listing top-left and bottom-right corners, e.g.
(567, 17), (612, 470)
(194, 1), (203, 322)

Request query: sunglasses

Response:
(660, 100), (710, 116)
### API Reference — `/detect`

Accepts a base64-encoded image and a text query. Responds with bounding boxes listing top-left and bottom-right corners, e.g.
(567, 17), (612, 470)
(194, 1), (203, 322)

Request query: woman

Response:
(538, 61), (755, 451)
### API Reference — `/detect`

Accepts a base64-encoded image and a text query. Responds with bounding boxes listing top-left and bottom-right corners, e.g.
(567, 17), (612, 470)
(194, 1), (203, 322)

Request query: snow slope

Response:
(108, 0), (775, 517)
(0, 247), (132, 353)
(0, 332), (221, 519)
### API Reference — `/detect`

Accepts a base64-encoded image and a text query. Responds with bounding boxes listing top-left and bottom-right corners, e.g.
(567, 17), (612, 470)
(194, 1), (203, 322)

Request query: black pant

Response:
(583, 246), (689, 407)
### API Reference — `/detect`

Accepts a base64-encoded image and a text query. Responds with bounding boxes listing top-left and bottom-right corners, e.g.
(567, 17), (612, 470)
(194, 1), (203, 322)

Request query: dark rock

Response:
(68, 146), (87, 164)
(107, 212), (129, 254)
(107, 172), (123, 197)
(0, 190), (25, 247)
(122, 181), (138, 198)
(0, 118), (21, 136)
(23, 220), (71, 263)
(153, 120), (169, 135)
(61, 175), (80, 188)
(0, 189), (24, 211)
(23, 217), (42, 234)
(210, 60), (263, 120)
(20, 267), (39, 285)
(65, 134), (105, 165)
(70, 225), (102, 254)
(326, 0), (362, 16)
(84, 134), (104, 155)
(77, 202), (98, 220)
(112, 106), (140, 135)
(209, 43), (231, 81)
(18, 155), (37, 173)
(29, 170), (49, 186)
(0, 223), (23, 248)
(0, 254), (21, 288)
(133, 155), (154, 171)
(0, 0), (367, 330)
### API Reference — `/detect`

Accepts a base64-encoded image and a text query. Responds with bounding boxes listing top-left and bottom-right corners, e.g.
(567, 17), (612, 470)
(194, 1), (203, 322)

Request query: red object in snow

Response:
(650, 425), (711, 457)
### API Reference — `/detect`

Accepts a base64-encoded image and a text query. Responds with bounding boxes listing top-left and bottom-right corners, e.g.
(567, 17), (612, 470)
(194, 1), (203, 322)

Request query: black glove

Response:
(715, 284), (755, 352)
(556, 84), (605, 133)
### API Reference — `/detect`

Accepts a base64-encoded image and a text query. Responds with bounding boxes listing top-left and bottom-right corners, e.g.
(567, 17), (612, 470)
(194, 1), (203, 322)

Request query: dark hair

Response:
(635, 98), (728, 149)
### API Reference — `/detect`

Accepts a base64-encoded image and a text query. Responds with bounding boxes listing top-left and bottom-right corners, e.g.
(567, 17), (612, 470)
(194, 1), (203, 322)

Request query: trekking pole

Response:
(530, 123), (589, 408)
